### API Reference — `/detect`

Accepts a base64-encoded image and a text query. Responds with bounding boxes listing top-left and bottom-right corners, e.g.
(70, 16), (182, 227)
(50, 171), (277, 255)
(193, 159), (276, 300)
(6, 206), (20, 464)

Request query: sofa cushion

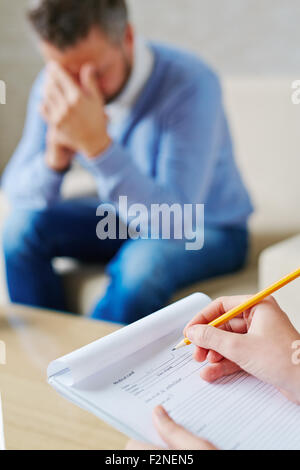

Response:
(259, 235), (300, 331)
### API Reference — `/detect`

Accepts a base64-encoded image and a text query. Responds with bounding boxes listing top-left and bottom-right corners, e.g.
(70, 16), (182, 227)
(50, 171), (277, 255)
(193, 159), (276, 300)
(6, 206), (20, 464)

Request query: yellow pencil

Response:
(173, 266), (300, 351)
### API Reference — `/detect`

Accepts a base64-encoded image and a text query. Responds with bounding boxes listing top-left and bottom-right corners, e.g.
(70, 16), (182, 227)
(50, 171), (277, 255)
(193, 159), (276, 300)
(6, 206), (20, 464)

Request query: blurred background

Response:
(0, 0), (300, 322)
(1, 0), (300, 170)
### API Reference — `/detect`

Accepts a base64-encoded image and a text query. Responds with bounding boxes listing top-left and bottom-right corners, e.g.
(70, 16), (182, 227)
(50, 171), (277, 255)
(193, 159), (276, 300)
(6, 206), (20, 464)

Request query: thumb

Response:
(186, 325), (247, 366)
(80, 64), (100, 98)
(153, 406), (215, 450)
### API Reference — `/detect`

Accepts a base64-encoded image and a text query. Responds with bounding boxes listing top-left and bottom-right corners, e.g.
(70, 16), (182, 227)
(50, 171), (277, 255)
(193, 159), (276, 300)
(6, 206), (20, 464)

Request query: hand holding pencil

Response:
(179, 294), (300, 404)
(174, 267), (300, 350)
(127, 292), (300, 451)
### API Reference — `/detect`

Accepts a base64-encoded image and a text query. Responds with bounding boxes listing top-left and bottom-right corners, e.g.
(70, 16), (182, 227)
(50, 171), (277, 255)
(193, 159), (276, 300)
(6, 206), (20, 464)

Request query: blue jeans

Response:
(2, 199), (249, 324)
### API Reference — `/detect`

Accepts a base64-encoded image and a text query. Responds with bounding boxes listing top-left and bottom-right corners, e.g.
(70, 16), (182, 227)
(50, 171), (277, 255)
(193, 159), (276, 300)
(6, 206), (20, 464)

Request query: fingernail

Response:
(155, 406), (167, 419)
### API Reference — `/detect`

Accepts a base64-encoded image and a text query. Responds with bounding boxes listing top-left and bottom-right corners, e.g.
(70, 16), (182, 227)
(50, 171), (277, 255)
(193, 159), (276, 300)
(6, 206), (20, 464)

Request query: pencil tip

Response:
(172, 348), (176, 351)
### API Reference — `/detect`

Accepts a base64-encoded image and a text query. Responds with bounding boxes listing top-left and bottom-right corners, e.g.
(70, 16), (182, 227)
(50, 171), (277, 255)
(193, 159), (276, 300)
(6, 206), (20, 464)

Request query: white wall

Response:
(128, 0), (300, 76)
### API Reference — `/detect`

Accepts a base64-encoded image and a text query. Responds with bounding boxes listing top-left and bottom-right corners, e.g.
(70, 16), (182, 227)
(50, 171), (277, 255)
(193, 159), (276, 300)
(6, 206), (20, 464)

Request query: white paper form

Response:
(48, 293), (211, 385)
(48, 294), (300, 450)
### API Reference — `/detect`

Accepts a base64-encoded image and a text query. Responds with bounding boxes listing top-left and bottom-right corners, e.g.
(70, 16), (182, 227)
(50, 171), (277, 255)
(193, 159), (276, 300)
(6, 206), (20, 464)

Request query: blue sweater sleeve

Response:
(83, 71), (223, 228)
(1, 72), (66, 208)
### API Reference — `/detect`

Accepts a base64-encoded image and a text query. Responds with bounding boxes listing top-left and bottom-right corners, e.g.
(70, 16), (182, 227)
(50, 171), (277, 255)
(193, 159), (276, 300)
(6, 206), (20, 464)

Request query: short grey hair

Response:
(28, 0), (129, 49)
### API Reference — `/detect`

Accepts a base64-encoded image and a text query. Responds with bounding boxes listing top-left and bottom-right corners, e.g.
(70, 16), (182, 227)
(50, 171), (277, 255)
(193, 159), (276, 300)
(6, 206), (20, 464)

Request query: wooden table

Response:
(0, 304), (128, 450)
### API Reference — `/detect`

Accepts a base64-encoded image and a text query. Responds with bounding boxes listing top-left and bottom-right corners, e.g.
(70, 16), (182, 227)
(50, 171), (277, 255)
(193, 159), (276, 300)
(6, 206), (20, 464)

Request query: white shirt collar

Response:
(106, 37), (154, 124)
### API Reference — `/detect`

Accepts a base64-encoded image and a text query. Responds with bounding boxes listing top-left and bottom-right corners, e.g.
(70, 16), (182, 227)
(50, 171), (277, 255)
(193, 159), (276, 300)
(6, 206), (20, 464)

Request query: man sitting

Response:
(2, 0), (253, 324)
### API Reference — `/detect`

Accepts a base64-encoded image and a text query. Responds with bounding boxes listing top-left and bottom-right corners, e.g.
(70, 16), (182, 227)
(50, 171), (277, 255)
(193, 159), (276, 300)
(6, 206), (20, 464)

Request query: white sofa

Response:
(259, 235), (300, 331)
(1, 77), (300, 319)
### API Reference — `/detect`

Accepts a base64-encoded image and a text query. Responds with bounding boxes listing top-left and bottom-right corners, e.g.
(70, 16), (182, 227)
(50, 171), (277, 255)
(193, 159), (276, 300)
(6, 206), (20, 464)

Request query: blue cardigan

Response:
(2, 42), (253, 228)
